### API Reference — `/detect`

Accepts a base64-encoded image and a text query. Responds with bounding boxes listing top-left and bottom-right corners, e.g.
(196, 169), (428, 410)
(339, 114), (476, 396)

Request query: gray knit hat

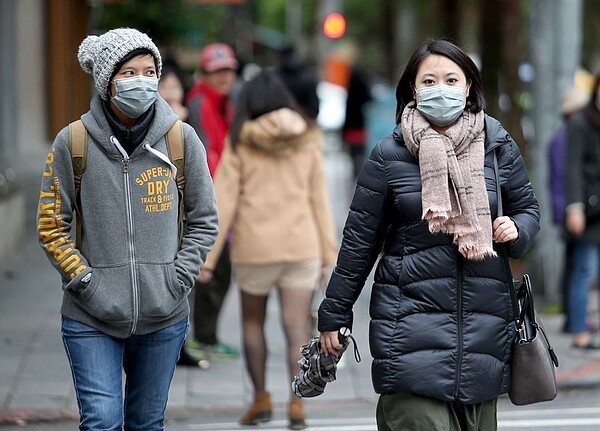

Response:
(78, 28), (162, 100)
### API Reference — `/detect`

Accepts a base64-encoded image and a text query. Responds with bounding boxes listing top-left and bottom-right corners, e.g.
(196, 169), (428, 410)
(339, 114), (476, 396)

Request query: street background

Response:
(2, 1), (600, 430)
(3, 133), (600, 430)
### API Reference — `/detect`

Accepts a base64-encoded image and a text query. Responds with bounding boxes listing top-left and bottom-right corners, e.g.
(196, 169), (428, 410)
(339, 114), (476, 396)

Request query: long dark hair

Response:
(395, 39), (485, 124)
(229, 68), (306, 148)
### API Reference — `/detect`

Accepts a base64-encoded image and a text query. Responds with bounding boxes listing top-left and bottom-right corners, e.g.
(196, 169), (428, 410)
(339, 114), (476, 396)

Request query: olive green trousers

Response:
(376, 392), (497, 431)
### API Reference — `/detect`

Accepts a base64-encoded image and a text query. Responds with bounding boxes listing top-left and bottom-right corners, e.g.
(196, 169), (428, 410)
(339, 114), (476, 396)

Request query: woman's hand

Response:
(320, 330), (342, 357)
(197, 267), (213, 284)
(492, 216), (518, 243)
(566, 206), (586, 236)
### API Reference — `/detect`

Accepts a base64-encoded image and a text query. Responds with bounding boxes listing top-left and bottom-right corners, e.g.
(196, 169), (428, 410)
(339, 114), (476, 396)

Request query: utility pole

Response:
(528, 0), (582, 303)
(286, 0), (303, 52)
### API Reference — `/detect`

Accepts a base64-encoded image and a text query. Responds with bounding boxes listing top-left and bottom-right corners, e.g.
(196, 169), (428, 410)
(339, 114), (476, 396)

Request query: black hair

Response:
(160, 57), (187, 92)
(109, 48), (158, 82)
(395, 39), (485, 124)
(229, 68), (306, 149)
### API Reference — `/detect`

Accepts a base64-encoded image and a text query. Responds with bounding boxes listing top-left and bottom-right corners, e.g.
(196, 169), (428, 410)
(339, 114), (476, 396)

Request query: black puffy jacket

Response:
(318, 115), (539, 404)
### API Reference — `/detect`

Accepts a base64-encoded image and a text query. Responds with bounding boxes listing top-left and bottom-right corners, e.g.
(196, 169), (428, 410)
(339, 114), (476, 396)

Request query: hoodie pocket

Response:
(76, 265), (133, 323)
(137, 262), (186, 318)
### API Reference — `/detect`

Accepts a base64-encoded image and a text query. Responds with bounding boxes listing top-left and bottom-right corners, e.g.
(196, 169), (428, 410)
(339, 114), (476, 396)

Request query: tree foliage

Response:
(93, 0), (235, 48)
(93, 0), (598, 148)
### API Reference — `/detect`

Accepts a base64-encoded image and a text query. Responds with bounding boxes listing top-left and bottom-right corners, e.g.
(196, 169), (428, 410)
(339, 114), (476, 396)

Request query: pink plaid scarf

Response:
(401, 104), (495, 260)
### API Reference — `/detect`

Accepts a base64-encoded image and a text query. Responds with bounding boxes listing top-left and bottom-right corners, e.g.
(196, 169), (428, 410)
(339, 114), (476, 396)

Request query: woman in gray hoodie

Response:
(36, 28), (218, 431)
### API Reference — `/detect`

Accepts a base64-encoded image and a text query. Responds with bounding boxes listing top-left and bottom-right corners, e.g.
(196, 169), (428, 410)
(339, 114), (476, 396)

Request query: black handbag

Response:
(493, 151), (559, 406)
(508, 274), (559, 405)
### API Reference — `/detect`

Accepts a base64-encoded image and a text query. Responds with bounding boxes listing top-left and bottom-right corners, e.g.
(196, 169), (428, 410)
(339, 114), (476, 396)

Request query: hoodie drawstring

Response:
(142, 143), (177, 180)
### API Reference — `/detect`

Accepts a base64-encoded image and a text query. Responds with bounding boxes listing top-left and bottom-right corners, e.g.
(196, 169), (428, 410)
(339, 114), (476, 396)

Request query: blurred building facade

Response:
(0, 0), (90, 262)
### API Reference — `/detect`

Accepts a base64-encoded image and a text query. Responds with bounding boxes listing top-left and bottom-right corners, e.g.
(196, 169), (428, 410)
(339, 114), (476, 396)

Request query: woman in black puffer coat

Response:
(318, 39), (539, 431)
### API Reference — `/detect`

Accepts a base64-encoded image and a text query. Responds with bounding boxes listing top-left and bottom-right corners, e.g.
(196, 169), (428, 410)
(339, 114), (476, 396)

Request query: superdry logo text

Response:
(37, 148), (87, 280)
(135, 167), (176, 213)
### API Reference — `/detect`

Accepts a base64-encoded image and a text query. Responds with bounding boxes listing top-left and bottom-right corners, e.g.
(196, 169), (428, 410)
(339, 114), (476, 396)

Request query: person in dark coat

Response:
(318, 39), (540, 430)
(342, 68), (372, 178)
(547, 84), (591, 334)
(565, 72), (600, 349)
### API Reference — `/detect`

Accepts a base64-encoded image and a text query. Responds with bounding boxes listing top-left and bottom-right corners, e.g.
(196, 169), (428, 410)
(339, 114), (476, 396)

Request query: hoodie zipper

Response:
(111, 136), (140, 335)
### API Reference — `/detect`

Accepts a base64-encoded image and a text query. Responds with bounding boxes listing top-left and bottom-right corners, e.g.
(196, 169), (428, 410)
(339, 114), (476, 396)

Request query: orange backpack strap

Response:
(165, 120), (185, 245)
(165, 120), (185, 193)
(69, 119), (88, 246)
(70, 119), (88, 195)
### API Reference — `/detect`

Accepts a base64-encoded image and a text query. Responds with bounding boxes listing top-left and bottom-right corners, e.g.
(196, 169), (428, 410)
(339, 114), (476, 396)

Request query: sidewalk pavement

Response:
(2, 140), (600, 428)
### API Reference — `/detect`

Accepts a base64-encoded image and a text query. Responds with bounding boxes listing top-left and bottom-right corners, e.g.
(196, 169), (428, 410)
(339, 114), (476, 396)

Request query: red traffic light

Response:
(323, 12), (346, 39)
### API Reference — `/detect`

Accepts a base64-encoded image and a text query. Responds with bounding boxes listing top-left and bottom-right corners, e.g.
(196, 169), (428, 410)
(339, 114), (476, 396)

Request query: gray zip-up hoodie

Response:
(37, 95), (218, 338)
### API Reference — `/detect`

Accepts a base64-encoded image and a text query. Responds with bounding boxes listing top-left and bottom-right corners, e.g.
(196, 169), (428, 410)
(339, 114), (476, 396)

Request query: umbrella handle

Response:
(337, 327), (362, 363)
(338, 327), (351, 343)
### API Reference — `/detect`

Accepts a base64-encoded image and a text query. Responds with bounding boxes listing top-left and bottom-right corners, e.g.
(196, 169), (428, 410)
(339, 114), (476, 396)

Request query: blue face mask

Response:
(111, 75), (158, 118)
(416, 84), (467, 127)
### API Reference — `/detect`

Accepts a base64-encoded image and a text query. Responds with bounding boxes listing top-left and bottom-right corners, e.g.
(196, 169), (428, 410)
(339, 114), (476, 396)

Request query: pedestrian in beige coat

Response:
(201, 69), (338, 430)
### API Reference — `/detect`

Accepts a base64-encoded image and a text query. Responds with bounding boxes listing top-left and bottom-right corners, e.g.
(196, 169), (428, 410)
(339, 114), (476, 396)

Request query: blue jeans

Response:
(567, 242), (600, 333)
(61, 316), (188, 431)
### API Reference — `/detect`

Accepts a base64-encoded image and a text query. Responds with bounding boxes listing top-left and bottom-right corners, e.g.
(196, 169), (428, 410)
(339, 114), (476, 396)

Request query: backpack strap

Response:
(70, 120), (88, 195)
(165, 120), (185, 246)
(165, 120), (185, 193)
(69, 120), (88, 246)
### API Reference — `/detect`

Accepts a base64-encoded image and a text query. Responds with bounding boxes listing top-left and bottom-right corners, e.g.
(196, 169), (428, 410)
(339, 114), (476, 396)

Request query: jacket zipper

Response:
(111, 136), (139, 335)
(453, 253), (464, 400)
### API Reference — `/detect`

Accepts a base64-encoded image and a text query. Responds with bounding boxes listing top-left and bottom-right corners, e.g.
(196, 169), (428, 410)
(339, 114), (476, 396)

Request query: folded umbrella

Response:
(292, 327), (361, 398)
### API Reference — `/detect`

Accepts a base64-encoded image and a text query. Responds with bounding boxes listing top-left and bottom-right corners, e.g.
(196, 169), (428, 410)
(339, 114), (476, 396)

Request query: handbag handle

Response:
(493, 150), (503, 217)
(516, 274), (536, 339)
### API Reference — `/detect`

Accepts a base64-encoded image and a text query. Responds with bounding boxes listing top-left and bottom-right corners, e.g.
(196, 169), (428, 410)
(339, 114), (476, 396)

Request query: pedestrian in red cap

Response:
(184, 43), (240, 364)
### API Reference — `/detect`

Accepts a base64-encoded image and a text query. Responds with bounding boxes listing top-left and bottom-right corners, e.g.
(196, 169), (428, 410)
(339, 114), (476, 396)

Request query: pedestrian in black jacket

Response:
(318, 39), (539, 430)
(565, 72), (600, 349)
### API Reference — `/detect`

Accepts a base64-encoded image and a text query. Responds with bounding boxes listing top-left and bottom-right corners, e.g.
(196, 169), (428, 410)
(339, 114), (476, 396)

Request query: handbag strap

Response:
(493, 149), (521, 321)
(495, 156), (536, 334)
(493, 150), (559, 367)
(493, 150), (503, 217)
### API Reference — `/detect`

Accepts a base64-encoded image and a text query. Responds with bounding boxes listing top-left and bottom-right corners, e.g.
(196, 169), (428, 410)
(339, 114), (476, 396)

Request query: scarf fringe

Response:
(459, 244), (498, 261)
(429, 222), (480, 236)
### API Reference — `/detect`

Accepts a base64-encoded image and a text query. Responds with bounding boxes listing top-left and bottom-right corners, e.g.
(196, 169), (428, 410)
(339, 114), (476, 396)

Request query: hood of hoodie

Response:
(239, 108), (320, 155)
(81, 94), (179, 157)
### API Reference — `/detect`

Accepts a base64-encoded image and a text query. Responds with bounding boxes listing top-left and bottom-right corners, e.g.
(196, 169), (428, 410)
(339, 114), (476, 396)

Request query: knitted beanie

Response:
(78, 28), (162, 100)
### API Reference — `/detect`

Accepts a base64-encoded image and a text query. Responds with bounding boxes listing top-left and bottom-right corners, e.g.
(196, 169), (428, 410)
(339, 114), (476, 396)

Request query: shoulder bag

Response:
(493, 150), (559, 406)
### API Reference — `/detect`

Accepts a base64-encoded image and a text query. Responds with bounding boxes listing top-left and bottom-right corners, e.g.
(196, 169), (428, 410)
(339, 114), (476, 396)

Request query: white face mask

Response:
(416, 84), (467, 127)
(111, 75), (158, 118)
